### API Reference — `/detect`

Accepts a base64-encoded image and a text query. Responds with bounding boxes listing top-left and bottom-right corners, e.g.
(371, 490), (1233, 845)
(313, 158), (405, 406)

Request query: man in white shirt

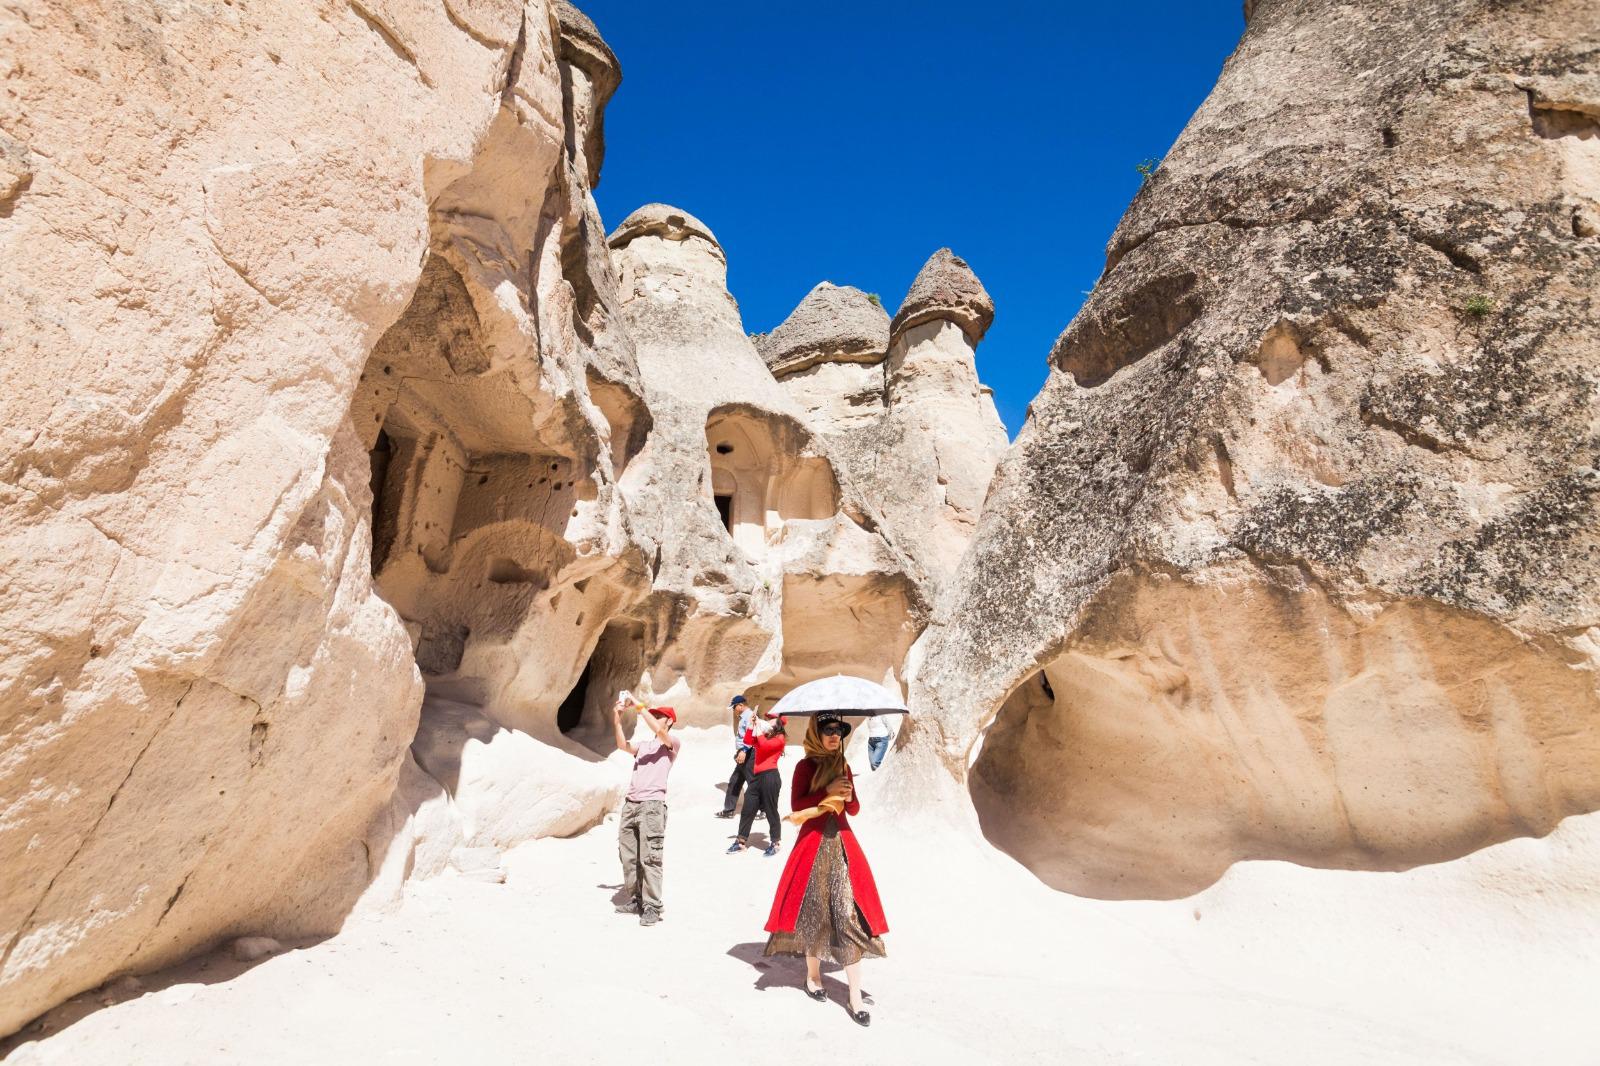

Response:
(867, 714), (892, 771)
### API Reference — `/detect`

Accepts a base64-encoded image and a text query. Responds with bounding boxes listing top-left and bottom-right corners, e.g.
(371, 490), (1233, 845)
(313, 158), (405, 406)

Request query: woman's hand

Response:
(826, 778), (853, 802)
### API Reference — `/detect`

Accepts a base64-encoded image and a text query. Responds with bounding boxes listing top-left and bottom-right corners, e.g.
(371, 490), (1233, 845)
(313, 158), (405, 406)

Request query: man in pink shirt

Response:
(612, 699), (680, 926)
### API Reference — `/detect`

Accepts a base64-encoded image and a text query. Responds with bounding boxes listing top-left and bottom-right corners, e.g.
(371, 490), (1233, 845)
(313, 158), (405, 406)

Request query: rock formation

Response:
(879, 250), (1010, 576)
(757, 282), (891, 430)
(0, 0), (989, 1034)
(599, 206), (923, 721)
(767, 251), (1010, 589)
(5, 0), (1594, 1045)
(0, 0), (649, 1033)
(900, 0), (1600, 899)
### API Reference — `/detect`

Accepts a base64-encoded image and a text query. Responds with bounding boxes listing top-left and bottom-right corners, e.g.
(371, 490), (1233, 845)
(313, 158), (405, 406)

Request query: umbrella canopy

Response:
(769, 675), (909, 718)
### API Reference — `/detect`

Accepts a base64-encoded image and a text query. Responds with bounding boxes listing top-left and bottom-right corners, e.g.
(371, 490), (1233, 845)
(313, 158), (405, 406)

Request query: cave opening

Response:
(557, 654), (595, 734)
(549, 619), (648, 752)
(368, 429), (393, 576)
(705, 407), (840, 558)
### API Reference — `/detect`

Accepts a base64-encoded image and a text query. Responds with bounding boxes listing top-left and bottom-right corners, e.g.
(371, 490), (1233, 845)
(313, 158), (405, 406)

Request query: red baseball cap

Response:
(646, 706), (676, 723)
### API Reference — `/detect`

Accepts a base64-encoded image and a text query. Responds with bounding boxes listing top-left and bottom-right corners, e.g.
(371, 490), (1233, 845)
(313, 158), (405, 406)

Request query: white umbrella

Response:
(769, 675), (909, 718)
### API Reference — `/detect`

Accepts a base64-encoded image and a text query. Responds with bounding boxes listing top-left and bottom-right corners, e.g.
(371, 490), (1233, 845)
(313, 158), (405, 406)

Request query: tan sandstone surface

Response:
(0, 0), (968, 1034)
(765, 251), (1010, 592)
(598, 204), (924, 722)
(0, 0), (553, 1032)
(1, 0), (1597, 1057)
(893, 0), (1600, 903)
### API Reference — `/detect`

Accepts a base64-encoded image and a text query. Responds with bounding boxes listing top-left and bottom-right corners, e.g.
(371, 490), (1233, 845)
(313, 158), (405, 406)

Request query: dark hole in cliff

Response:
(1527, 96), (1600, 141)
(714, 493), (734, 532)
(555, 619), (648, 750)
(487, 557), (546, 586)
(415, 620), (469, 676)
(368, 424), (415, 575)
(368, 429), (394, 576)
(1380, 126), (1398, 148)
(1052, 272), (1201, 388)
(715, 442), (733, 455)
(557, 654), (595, 734)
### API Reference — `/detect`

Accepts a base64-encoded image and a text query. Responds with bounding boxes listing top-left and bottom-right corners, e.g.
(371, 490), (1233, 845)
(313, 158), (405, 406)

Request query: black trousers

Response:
(722, 752), (754, 814)
(737, 768), (782, 845)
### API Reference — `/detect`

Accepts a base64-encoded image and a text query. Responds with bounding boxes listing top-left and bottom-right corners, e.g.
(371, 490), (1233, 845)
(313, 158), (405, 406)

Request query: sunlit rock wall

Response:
(0, 0), (642, 1033)
(900, 0), (1600, 900)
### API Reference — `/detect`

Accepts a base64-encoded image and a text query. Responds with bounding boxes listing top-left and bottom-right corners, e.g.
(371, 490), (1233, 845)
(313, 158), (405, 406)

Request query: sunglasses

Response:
(818, 723), (847, 737)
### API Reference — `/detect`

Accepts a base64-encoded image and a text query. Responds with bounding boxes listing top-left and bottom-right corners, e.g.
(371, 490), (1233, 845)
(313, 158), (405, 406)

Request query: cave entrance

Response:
(705, 407), (840, 558)
(551, 619), (648, 753)
(368, 429), (393, 574)
(557, 655), (595, 734)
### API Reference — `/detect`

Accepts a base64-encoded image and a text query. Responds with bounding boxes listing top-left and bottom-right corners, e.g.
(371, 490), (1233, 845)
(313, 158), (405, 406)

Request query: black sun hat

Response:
(814, 711), (853, 738)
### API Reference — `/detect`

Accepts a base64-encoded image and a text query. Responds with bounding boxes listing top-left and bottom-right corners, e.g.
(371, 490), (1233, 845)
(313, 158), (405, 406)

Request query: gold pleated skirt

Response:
(764, 819), (886, 965)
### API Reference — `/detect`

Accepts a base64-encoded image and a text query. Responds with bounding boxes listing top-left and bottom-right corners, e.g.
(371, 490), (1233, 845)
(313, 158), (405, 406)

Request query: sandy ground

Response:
(5, 727), (1597, 1065)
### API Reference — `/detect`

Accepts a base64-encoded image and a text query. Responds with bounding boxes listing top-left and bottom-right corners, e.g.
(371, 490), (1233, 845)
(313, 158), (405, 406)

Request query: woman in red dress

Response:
(763, 712), (887, 1027)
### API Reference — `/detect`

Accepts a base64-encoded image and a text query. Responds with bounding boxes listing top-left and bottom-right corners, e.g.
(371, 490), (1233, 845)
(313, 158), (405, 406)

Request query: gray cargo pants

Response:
(618, 799), (667, 914)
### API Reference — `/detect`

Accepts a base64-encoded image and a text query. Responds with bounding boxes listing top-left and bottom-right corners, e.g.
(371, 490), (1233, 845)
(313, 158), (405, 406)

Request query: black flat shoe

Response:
(851, 1009), (871, 1028)
(804, 982), (827, 1002)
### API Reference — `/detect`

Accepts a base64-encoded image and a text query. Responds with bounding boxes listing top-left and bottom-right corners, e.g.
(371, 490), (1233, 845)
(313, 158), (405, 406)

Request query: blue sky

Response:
(583, 2), (1245, 436)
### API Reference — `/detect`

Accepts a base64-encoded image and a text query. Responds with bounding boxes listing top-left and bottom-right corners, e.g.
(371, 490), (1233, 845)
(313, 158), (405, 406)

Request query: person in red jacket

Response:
(762, 712), (886, 1028)
(727, 714), (787, 857)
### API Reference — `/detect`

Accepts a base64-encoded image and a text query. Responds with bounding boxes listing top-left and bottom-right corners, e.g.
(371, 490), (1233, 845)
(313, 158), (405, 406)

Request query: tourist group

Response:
(609, 685), (899, 1027)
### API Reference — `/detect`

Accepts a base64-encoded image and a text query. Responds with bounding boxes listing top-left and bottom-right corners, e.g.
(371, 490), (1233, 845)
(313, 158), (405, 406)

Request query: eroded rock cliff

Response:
(766, 251), (1010, 591)
(0, 0), (644, 1032)
(602, 206), (923, 722)
(0, 0), (990, 1034)
(901, 0), (1600, 899)
(7, 0), (1593, 1044)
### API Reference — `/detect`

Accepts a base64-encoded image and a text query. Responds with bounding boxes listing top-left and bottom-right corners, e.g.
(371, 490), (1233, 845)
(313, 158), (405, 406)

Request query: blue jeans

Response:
(868, 735), (889, 771)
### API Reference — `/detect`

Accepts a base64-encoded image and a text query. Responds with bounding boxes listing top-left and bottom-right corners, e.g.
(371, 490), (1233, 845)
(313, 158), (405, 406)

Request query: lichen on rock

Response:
(896, 0), (1600, 902)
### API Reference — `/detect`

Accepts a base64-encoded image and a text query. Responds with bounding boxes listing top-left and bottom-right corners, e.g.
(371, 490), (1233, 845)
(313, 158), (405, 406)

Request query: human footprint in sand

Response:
(761, 712), (886, 1027)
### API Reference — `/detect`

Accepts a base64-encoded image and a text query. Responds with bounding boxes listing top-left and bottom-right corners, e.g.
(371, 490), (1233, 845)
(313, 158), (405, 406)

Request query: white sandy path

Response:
(5, 727), (1597, 1065)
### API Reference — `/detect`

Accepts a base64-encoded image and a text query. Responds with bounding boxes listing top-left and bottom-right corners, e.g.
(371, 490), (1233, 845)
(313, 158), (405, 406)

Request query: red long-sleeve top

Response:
(764, 757), (885, 937)
(789, 758), (860, 820)
(742, 728), (787, 775)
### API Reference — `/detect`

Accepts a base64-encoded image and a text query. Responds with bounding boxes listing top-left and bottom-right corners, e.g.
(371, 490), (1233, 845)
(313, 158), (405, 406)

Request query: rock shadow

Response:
(0, 935), (333, 1058)
(968, 572), (1600, 900)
